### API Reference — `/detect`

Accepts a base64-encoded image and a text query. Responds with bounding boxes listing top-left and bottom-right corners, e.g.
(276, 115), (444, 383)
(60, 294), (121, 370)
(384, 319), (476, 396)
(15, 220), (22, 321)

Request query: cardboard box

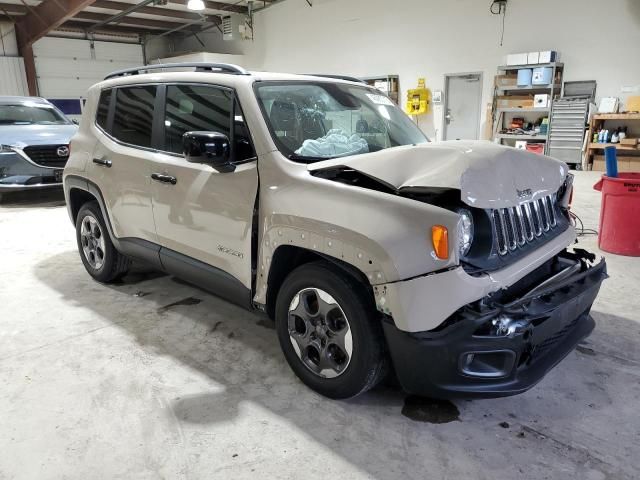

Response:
(625, 96), (640, 112)
(506, 53), (528, 66)
(593, 155), (640, 172)
(534, 94), (549, 108)
(496, 95), (534, 108)
(621, 138), (639, 147)
(495, 74), (517, 87)
(527, 52), (540, 64)
(592, 159), (606, 172)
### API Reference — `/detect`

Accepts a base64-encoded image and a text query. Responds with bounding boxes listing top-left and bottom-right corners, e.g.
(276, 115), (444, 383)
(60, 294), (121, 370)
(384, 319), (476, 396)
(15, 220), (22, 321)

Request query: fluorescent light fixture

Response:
(187, 0), (205, 10)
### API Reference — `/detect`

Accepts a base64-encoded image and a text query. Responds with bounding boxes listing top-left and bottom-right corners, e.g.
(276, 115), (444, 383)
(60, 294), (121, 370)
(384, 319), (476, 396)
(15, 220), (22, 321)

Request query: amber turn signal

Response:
(431, 225), (449, 260)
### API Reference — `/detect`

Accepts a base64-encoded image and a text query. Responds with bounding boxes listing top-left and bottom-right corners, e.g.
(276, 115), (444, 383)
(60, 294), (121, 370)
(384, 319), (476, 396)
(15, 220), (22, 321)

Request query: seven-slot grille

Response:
(492, 194), (558, 256)
(22, 145), (69, 168)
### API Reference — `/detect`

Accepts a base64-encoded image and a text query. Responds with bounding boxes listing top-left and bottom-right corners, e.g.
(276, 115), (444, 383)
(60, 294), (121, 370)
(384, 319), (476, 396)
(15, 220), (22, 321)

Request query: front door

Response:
(149, 84), (258, 289)
(443, 73), (483, 141)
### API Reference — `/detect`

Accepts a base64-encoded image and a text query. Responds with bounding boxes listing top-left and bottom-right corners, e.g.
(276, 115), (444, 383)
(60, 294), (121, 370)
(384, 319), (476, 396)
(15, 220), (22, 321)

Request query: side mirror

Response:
(183, 131), (234, 172)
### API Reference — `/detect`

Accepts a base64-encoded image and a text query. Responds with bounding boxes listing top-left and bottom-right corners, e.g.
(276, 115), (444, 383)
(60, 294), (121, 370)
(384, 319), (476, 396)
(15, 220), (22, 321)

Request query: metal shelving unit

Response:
(492, 62), (564, 154)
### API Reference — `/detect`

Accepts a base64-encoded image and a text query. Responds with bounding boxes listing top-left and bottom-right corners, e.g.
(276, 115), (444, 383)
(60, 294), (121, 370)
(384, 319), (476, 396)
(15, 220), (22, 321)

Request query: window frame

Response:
(158, 82), (257, 165)
(94, 83), (162, 154)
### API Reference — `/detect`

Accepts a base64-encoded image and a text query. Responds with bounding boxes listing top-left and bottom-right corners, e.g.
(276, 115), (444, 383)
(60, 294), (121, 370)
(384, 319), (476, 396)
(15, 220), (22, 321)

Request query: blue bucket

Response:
(517, 69), (533, 86)
(532, 67), (552, 85)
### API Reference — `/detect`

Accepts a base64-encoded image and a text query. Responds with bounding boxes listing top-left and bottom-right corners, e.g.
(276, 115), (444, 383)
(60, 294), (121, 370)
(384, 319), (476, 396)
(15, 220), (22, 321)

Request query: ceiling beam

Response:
(73, 12), (187, 29)
(91, 0), (217, 21)
(15, 0), (99, 46)
(169, 0), (246, 14)
(0, 2), (220, 28)
(63, 19), (203, 35)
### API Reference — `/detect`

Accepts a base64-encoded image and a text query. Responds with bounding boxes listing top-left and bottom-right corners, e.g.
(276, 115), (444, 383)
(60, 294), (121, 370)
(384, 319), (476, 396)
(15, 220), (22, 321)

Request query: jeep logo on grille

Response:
(56, 146), (70, 157)
(517, 188), (532, 199)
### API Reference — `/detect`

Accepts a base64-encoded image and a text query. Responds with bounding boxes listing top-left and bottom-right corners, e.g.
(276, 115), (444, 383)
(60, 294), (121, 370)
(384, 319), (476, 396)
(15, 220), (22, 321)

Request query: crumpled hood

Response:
(308, 141), (568, 208)
(0, 124), (78, 148)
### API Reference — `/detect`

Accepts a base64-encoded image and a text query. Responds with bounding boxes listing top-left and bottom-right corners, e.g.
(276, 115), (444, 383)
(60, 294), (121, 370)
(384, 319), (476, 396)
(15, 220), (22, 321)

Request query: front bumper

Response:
(0, 152), (63, 192)
(382, 254), (607, 398)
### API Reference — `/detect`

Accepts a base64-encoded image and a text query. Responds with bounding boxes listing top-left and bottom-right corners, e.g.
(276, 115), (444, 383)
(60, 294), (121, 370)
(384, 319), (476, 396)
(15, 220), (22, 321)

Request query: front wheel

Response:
(275, 261), (388, 399)
(75, 201), (130, 283)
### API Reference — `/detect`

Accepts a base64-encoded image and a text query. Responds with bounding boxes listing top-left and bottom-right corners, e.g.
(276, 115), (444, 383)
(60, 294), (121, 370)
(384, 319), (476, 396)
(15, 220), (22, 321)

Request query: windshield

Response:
(0, 104), (70, 125)
(255, 82), (428, 162)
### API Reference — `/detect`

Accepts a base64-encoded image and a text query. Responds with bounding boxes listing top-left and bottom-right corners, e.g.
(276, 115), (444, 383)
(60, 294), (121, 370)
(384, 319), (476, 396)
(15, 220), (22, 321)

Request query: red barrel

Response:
(593, 173), (640, 256)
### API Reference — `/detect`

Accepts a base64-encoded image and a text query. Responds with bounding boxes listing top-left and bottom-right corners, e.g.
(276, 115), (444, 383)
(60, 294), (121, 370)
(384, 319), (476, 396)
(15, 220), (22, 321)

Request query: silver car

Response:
(0, 96), (78, 193)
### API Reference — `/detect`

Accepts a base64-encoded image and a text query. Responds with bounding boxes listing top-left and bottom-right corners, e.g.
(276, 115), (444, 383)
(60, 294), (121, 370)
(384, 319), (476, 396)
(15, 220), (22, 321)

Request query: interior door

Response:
(443, 73), (482, 140)
(149, 84), (258, 289)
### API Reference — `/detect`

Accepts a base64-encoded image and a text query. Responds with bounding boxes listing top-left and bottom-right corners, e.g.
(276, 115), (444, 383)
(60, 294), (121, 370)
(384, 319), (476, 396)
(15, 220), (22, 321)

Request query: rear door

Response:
(91, 85), (160, 244)
(149, 83), (258, 289)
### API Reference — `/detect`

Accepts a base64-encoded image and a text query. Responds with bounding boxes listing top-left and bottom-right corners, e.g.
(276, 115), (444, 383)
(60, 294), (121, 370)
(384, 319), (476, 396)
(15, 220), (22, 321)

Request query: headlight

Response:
(457, 208), (474, 256)
(0, 144), (15, 153)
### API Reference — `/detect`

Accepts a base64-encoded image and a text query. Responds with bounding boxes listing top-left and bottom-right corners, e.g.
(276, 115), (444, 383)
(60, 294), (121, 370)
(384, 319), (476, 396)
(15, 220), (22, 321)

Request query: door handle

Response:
(93, 158), (112, 168)
(151, 173), (177, 185)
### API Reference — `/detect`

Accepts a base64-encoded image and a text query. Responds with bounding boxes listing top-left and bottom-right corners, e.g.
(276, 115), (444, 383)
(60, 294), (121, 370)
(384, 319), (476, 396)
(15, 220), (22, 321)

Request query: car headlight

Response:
(457, 208), (474, 257)
(0, 144), (15, 153)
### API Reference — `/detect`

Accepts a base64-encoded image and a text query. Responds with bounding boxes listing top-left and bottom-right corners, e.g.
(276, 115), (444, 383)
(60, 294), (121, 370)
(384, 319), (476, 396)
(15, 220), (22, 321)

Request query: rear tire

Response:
(275, 261), (388, 399)
(75, 201), (130, 283)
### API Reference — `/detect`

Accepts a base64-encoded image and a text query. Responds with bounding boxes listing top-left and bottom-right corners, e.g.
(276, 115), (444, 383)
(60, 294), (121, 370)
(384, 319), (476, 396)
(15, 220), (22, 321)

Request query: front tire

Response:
(275, 261), (388, 399)
(75, 201), (130, 283)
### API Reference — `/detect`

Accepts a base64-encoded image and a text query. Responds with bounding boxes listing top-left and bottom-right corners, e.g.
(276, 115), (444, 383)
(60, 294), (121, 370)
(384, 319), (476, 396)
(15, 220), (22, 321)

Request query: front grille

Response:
(22, 145), (69, 168)
(493, 194), (559, 256)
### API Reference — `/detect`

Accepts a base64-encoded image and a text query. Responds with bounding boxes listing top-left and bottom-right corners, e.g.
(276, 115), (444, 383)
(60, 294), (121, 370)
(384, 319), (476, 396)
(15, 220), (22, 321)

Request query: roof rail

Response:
(104, 62), (250, 80)
(305, 74), (366, 84)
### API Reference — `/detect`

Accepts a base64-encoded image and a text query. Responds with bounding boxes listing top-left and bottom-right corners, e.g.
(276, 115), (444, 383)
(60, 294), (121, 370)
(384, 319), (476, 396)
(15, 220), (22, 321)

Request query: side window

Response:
(96, 89), (111, 130)
(234, 99), (256, 161)
(164, 85), (232, 154)
(111, 86), (156, 148)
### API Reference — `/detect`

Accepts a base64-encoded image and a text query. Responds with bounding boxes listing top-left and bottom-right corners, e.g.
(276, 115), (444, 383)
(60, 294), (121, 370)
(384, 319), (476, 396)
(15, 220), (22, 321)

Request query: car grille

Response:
(492, 194), (559, 256)
(22, 145), (69, 168)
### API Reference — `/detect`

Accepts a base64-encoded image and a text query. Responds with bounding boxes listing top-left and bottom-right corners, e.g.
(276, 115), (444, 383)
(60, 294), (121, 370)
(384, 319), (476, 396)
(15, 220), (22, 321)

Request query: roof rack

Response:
(306, 74), (366, 84)
(104, 62), (250, 80)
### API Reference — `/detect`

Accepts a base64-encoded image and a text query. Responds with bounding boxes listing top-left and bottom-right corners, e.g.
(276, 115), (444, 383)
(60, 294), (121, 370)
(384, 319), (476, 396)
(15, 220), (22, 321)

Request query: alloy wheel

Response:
(80, 214), (106, 270)
(288, 288), (353, 378)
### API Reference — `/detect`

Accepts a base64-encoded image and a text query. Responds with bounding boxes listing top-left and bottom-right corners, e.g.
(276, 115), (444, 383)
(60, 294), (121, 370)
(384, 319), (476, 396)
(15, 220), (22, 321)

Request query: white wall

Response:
(239, 0), (640, 138)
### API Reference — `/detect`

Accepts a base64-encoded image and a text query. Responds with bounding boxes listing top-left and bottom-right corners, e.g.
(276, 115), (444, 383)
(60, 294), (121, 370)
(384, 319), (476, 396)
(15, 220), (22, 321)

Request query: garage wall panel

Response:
(33, 37), (143, 100)
(0, 57), (28, 96)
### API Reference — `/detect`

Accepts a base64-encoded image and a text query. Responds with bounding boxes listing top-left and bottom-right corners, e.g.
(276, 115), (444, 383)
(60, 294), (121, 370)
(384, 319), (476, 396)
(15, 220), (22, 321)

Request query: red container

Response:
(593, 173), (640, 256)
(526, 143), (545, 155)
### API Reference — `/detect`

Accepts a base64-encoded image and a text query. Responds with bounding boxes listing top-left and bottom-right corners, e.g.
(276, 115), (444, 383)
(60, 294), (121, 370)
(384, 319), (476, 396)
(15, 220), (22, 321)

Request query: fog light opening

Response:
(459, 350), (516, 378)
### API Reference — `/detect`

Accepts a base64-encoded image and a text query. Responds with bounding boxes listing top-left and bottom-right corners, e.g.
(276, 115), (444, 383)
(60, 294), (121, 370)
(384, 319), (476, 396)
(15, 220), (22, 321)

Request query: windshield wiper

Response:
(288, 153), (336, 163)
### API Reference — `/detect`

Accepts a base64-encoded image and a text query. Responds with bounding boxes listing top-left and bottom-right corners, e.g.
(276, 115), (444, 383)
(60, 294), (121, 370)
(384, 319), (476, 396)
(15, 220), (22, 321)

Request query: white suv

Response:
(64, 63), (606, 399)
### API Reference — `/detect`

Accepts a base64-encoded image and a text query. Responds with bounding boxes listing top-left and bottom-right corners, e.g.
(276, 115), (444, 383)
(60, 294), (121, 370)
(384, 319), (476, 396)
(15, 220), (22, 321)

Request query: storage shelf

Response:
(592, 113), (640, 120)
(497, 85), (561, 92)
(587, 143), (639, 151)
(497, 107), (550, 113)
(496, 134), (548, 141)
(497, 62), (564, 71)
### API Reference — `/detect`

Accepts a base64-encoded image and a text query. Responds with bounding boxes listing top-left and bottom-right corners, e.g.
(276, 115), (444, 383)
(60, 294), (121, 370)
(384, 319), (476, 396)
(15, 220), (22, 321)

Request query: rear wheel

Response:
(75, 201), (130, 283)
(275, 261), (387, 399)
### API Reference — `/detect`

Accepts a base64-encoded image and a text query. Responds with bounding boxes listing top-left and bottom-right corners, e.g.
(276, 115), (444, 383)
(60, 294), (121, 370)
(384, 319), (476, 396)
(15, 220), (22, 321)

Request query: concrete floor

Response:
(0, 171), (638, 480)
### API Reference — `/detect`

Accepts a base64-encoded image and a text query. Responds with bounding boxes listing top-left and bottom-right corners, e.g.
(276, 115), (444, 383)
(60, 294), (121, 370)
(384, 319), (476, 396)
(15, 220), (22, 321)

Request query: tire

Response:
(275, 261), (388, 399)
(75, 201), (130, 283)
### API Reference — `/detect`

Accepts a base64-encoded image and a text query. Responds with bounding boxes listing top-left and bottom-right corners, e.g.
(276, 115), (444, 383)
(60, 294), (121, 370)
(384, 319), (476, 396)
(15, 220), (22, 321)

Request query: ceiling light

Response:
(187, 0), (205, 11)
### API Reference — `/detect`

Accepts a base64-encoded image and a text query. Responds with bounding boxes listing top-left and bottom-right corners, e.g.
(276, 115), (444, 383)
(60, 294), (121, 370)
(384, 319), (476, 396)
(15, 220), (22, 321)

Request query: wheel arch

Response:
(264, 245), (374, 320)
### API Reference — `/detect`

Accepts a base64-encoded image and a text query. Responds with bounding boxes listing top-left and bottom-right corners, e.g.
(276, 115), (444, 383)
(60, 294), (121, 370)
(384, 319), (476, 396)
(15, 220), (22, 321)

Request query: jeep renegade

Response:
(63, 63), (606, 399)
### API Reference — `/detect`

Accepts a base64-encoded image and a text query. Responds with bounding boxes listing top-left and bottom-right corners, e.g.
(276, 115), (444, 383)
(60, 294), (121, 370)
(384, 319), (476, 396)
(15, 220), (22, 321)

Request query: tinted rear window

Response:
(96, 89), (111, 130)
(112, 86), (156, 148)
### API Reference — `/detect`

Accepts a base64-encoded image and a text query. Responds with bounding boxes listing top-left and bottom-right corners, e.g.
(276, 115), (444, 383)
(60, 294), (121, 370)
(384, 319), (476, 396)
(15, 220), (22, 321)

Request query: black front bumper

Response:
(383, 256), (607, 399)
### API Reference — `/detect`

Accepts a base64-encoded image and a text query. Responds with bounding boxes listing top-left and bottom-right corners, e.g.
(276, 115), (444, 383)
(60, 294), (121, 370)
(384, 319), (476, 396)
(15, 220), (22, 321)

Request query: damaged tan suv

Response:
(64, 63), (606, 399)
